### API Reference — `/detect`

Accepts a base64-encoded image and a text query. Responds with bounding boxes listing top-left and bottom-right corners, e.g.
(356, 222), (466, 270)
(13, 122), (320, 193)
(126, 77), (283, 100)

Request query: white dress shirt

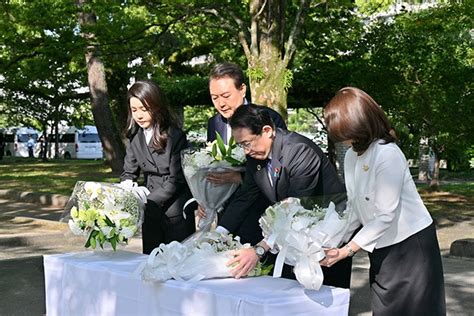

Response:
(143, 127), (153, 145)
(344, 140), (433, 252)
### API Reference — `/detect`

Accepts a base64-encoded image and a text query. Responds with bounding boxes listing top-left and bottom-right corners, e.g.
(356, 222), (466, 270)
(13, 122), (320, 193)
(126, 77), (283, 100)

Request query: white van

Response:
(3, 127), (40, 157)
(52, 125), (103, 159)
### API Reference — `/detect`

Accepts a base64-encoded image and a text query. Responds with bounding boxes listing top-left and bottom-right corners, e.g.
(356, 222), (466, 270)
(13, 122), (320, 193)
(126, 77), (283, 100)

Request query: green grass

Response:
(0, 157), (120, 196)
(418, 182), (474, 197)
(0, 157), (472, 222)
(418, 182), (474, 222)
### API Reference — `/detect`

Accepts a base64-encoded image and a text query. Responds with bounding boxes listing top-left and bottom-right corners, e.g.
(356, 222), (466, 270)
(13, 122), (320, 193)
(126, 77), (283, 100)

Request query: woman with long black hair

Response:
(121, 80), (195, 254)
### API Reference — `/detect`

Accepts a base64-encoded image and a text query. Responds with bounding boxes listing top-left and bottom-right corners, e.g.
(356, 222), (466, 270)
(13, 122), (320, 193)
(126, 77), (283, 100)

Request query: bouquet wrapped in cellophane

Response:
(136, 231), (272, 282)
(260, 197), (349, 290)
(182, 132), (245, 231)
(61, 181), (144, 251)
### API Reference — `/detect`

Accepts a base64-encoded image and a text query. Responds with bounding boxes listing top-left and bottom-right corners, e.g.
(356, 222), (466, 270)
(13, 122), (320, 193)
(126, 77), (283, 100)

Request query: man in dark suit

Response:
(207, 62), (286, 144)
(216, 104), (352, 289)
(202, 63), (286, 244)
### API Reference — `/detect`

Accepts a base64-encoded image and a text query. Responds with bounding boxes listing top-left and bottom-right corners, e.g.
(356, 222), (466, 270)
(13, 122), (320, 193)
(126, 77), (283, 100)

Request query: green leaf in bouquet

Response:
(215, 132), (227, 156)
(228, 136), (236, 148)
(104, 215), (114, 227)
(110, 236), (117, 251)
(260, 263), (274, 276)
(90, 233), (97, 249)
(211, 142), (218, 158)
(85, 232), (93, 248)
(224, 156), (242, 166)
(98, 231), (105, 244)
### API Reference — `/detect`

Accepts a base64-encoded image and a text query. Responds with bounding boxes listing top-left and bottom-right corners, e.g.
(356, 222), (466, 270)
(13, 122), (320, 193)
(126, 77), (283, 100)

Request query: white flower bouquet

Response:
(62, 181), (144, 251)
(259, 197), (349, 290)
(137, 231), (272, 282)
(182, 132), (246, 231)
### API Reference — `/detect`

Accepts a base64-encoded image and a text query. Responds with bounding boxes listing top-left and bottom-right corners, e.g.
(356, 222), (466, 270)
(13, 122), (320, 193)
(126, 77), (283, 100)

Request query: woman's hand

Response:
(226, 248), (259, 279)
(319, 248), (344, 267)
(320, 242), (360, 267)
(206, 171), (242, 186)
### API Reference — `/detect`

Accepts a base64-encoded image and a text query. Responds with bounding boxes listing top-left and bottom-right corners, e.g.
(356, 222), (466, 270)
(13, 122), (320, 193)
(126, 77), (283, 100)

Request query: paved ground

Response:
(0, 195), (473, 315)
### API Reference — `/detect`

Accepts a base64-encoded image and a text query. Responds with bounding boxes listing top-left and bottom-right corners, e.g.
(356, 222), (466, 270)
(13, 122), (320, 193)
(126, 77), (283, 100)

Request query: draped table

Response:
(44, 251), (349, 316)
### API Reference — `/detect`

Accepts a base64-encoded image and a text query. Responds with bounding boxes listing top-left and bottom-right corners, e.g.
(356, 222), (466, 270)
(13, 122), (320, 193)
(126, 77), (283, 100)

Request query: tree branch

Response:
(202, 7), (252, 59)
(283, 0), (320, 66)
(307, 107), (327, 131)
(249, 0), (261, 57)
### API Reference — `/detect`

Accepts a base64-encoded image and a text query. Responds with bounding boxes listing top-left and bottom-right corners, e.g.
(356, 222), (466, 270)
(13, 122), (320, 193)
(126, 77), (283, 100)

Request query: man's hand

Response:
(197, 204), (207, 219)
(226, 248), (259, 279)
(206, 171), (242, 185)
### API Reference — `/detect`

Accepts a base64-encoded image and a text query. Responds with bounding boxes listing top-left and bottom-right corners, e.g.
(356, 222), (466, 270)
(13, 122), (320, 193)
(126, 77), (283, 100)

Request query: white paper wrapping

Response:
(260, 197), (349, 290)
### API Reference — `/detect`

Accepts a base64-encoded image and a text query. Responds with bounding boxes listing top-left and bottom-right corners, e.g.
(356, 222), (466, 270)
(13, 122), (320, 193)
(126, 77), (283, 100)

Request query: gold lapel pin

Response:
(257, 165), (261, 171)
(363, 164), (369, 172)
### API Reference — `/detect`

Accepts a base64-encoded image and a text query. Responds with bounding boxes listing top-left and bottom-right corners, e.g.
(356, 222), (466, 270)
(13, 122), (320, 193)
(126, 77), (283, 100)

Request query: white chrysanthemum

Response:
(120, 226), (135, 239)
(100, 226), (113, 238)
(231, 146), (246, 163)
(68, 219), (85, 236)
(291, 216), (314, 231)
(84, 182), (102, 200)
(110, 210), (131, 227)
(193, 151), (214, 168)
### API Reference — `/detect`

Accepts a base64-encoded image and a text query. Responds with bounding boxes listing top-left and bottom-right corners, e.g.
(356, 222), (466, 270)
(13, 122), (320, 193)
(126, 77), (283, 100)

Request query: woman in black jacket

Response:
(121, 80), (195, 254)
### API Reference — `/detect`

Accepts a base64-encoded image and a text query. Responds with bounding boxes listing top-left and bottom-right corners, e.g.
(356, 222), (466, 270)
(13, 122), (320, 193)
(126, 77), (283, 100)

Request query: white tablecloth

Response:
(44, 251), (349, 316)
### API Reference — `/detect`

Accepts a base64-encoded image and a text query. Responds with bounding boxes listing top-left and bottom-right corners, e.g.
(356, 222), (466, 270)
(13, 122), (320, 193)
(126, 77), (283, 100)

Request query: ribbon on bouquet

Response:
(183, 198), (196, 220)
(272, 229), (328, 290)
(294, 254), (325, 290)
(182, 198), (223, 227)
(135, 242), (190, 282)
(293, 230), (328, 290)
(263, 207), (298, 249)
(273, 245), (288, 278)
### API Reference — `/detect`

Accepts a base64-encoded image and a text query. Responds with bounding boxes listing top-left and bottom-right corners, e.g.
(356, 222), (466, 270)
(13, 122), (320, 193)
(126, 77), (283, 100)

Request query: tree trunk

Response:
(53, 105), (60, 159)
(240, 0), (309, 121)
(429, 155), (440, 190)
(54, 120), (59, 159)
(429, 146), (440, 190)
(77, 0), (125, 173)
(418, 137), (429, 181)
(248, 53), (289, 121)
(327, 137), (337, 170)
(41, 125), (48, 162)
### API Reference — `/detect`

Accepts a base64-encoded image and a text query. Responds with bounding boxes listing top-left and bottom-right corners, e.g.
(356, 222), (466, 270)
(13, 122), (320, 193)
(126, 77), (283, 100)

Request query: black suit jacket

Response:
(207, 104), (287, 143)
(219, 128), (346, 234)
(121, 126), (192, 218)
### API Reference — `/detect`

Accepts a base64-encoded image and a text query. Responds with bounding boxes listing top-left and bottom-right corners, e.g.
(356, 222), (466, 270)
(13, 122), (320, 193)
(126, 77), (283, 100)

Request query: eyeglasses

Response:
(236, 134), (260, 150)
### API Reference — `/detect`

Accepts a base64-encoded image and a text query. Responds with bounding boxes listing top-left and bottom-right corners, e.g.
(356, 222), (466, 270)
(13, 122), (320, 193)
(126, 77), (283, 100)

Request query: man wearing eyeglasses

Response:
(200, 62), (287, 245)
(215, 104), (352, 289)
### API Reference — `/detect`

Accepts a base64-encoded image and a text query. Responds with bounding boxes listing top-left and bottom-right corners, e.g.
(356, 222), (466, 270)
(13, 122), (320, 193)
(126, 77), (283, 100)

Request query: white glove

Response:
(118, 180), (150, 204)
(133, 185), (150, 205)
(118, 179), (134, 189)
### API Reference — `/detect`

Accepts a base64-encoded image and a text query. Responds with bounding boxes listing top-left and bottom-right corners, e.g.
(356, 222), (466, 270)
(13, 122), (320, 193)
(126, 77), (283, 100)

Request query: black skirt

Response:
(368, 222), (446, 315)
(141, 200), (196, 255)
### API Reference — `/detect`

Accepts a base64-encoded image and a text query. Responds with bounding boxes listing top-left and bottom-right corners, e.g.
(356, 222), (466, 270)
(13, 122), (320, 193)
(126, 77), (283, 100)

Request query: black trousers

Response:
(369, 222), (446, 315)
(142, 201), (196, 255)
